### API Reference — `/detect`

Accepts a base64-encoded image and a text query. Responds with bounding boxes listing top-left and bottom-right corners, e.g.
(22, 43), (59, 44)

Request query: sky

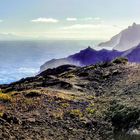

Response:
(0, 0), (140, 40)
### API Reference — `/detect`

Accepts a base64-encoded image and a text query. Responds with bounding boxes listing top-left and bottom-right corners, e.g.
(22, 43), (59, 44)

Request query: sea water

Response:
(0, 40), (101, 84)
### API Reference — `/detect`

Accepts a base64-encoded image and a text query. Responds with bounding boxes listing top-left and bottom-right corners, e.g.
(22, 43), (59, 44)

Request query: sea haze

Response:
(0, 40), (101, 84)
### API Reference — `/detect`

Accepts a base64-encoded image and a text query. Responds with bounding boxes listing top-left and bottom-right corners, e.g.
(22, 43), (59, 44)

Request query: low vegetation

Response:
(68, 109), (83, 118)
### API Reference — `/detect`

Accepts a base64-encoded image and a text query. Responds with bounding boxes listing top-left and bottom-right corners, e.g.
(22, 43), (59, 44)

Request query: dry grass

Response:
(0, 93), (12, 102)
(0, 112), (3, 117)
(50, 109), (64, 119)
(45, 90), (77, 101)
(23, 98), (35, 105)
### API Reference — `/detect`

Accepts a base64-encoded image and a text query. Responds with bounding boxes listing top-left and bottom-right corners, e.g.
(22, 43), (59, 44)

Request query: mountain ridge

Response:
(40, 47), (124, 72)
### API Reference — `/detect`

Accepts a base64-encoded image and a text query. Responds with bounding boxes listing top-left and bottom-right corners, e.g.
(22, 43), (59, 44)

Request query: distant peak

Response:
(83, 46), (93, 51)
(79, 46), (95, 54)
(87, 46), (92, 49)
(132, 22), (137, 26)
(128, 22), (137, 29)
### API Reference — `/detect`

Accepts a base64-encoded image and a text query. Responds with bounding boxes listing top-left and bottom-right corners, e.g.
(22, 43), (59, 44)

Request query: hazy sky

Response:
(0, 0), (140, 40)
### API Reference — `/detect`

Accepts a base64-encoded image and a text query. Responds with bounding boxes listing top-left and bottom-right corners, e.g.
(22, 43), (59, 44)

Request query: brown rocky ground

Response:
(0, 58), (140, 140)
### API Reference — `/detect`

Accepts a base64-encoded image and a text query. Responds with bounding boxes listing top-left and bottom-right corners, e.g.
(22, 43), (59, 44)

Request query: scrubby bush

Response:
(0, 112), (3, 117)
(87, 95), (95, 100)
(69, 109), (83, 118)
(61, 103), (70, 108)
(86, 107), (96, 115)
(112, 57), (128, 64)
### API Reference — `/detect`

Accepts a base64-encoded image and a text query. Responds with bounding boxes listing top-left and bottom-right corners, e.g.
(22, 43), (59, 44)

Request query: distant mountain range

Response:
(40, 45), (140, 72)
(40, 23), (140, 72)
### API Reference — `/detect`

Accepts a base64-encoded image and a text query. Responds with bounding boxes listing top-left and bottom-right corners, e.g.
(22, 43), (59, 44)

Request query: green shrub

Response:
(86, 107), (96, 115)
(112, 57), (128, 64)
(69, 109), (83, 118)
(61, 103), (70, 108)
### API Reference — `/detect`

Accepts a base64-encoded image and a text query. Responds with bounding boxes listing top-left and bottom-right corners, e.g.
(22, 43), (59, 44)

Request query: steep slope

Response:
(99, 23), (140, 51)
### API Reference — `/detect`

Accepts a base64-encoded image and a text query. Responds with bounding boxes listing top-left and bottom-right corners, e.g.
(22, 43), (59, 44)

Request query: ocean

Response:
(0, 40), (101, 84)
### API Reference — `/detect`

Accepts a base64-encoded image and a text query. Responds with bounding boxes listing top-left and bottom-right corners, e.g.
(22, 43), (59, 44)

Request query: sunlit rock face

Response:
(99, 23), (140, 51)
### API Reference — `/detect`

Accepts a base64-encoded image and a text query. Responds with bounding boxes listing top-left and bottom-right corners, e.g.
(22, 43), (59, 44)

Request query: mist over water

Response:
(0, 40), (101, 84)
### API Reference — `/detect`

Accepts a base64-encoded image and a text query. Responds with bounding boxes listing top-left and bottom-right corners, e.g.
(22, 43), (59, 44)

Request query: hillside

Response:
(0, 58), (140, 140)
